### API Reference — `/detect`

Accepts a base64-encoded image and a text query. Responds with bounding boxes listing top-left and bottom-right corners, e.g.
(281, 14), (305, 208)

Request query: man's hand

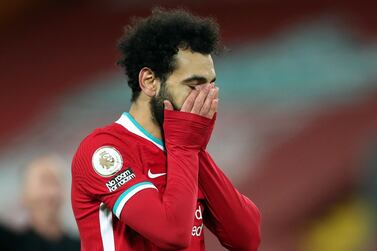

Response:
(164, 83), (219, 119)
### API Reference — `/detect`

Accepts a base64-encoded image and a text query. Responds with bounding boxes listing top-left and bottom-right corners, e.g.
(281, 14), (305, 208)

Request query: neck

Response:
(128, 98), (163, 141)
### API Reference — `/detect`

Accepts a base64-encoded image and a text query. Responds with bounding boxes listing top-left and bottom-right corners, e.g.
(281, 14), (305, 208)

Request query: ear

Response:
(138, 67), (159, 97)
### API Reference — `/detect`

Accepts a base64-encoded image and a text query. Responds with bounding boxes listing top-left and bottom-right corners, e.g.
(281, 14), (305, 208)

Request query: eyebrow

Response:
(182, 75), (216, 85)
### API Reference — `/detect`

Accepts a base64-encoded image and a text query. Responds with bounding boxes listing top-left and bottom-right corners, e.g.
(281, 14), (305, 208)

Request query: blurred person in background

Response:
(0, 155), (80, 251)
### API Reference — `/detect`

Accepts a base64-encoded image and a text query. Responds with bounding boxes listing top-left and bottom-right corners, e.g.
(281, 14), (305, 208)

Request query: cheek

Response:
(170, 86), (192, 109)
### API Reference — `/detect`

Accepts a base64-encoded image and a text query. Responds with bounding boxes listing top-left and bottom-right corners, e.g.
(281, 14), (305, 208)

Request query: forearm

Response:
(199, 150), (261, 251)
(122, 147), (199, 249)
(122, 111), (212, 249)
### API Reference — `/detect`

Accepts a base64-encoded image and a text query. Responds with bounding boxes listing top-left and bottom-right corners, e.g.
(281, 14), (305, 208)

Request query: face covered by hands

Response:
(164, 82), (219, 119)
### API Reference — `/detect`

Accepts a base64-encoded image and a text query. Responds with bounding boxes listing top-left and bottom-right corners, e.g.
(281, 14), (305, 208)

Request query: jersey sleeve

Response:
(72, 132), (156, 218)
(199, 150), (261, 251)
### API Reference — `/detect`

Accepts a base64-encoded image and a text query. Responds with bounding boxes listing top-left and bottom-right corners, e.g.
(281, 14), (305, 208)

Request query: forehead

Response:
(171, 49), (215, 81)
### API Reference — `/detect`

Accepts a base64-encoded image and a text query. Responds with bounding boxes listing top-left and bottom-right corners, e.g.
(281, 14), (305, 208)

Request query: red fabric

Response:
(121, 110), (213, 250)
(199, 151), (261, 251)
(72, 109), (261, 250)
(71, 110), (213, 250)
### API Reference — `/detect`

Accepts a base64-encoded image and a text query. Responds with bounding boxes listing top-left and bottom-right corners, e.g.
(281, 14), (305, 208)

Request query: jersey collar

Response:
(115, 112), (165, 151)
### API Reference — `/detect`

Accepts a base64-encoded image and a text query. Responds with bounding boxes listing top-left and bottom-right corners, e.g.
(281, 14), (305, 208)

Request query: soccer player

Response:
(71, 9), (261, 251)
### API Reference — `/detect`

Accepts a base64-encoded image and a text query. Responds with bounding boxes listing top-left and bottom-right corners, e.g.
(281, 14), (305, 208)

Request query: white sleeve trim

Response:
(113, 181), (157, 218)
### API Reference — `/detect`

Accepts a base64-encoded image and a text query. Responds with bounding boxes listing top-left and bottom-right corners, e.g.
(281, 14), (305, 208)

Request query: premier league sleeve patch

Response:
(92, 146), (123, 177)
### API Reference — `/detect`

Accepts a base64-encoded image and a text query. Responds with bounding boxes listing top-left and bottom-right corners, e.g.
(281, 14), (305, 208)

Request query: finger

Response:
(163, 100), (174, 111)
(191, 84), (211, 114)
(207, 98), (219, 119)
(213, 86), (219, 99)
(199, 86), (216, 115)
(195, 84), (205, 91)
(181, 89), (199, 112)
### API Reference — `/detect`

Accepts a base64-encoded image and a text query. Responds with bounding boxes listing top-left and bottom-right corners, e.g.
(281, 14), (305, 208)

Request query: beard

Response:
(150, 82), (178, 128)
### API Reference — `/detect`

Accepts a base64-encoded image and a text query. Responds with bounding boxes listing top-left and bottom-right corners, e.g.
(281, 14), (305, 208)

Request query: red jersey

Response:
(71, 111), (261, 251)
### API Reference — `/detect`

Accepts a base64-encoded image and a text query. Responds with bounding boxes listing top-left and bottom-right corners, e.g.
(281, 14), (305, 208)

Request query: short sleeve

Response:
(72, 132), (157, 218)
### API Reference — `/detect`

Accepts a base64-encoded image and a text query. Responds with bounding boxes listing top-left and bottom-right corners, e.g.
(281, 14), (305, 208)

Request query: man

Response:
(20, 155), (80, 251)
(71, 9), (261, 251)
(0, 155), (79, 251)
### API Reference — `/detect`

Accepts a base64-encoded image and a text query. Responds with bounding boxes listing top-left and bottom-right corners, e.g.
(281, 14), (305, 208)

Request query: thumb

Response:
(163, 100), (174, 110)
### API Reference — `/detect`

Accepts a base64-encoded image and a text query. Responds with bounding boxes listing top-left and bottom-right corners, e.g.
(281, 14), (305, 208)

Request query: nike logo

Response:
(148, 169), (166, 179)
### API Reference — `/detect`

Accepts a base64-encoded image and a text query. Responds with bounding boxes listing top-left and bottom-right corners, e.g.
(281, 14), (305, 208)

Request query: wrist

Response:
(202, 112), (217, 150)
(163, 110), (213, 148)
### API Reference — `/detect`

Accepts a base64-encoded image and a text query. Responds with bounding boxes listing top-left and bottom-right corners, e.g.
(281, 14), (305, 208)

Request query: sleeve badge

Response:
(92, 146), (123, 177)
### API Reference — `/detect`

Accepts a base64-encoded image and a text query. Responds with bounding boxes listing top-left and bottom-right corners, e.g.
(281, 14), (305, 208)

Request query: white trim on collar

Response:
(115, 113), (165, 151)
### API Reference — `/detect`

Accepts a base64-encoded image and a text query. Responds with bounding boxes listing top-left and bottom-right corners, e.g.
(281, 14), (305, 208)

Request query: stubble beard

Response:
(150, 82), (178, 129)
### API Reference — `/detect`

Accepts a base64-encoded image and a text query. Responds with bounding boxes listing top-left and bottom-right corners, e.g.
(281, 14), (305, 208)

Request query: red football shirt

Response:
(71, 111), (261, 251)
(72, 111), (210, 250)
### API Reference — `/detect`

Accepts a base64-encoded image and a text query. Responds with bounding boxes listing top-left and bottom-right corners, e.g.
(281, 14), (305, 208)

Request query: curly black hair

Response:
(117, 8), (220, 101)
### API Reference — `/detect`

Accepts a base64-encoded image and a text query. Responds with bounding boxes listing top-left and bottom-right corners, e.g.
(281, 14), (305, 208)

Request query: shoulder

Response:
(72, 123), (139, 176)
(76, 123), (136, 155)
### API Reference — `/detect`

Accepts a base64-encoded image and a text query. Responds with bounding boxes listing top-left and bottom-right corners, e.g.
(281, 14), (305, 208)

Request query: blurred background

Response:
(0, 0), (376, 250)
